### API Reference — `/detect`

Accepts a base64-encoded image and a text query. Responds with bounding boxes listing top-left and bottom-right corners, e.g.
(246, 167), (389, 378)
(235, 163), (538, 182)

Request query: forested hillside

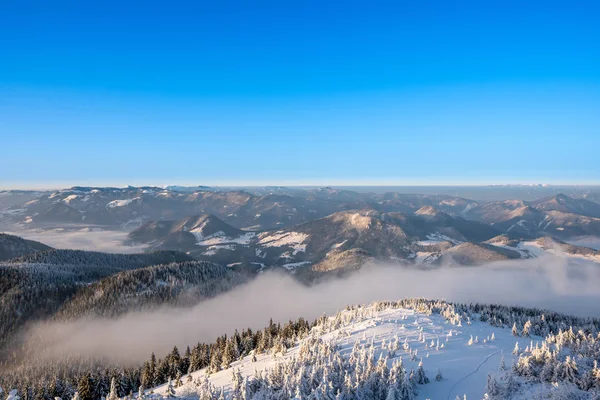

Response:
(0, 250), (194, 351)
(54, 261), (248, 320)
(0, 233), (52, 261)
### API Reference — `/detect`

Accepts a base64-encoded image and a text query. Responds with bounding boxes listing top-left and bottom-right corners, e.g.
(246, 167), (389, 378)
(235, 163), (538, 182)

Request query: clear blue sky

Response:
(1, 1), (599, 188)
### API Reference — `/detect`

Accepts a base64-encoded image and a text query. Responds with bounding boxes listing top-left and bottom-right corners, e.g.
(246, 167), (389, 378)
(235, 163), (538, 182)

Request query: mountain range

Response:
(1, 186), (600, 399)
(2, 186), (600, 274)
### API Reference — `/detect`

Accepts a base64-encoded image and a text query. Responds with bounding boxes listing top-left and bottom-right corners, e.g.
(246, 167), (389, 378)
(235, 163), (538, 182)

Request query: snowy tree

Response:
(231, 369), (244, 400)
(485, 373), (499, 396)
(174, 371), (183, 388)
(386, 385), (398, 400)
(512, 323), (519, 336)
(165, 378), (176, 398)
(76, 374), (94, 400)
(540, 360), (555, 383)
(416, 361), (429, 384)
(522, 320), (532, 337)
(136, 386), (145, 400)
(106, 377), (119, 400)
(556, 356), (579, 384)
(498, 352), (506, 371)
(512, 342), (520, 355)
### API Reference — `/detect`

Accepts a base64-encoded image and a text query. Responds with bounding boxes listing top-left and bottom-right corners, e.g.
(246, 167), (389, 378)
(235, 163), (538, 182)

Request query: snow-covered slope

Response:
(147, 304), (520, 399)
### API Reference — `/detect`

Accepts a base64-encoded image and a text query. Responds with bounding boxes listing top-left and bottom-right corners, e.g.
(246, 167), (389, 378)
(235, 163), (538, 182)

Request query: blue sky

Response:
(1, 1), (599, 188)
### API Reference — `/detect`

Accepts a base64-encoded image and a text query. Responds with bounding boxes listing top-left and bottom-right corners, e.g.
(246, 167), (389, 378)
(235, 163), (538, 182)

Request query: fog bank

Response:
(7, 228), (147, 253)
(24, 253), (600, 364)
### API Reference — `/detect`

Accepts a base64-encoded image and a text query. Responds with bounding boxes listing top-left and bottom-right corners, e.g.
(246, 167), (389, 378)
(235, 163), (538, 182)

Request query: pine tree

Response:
(231, 369), (244, 400)
(210, 346), (222, 374)
(540, 360), (554, 382)
(498, 352), (506, 371)
(136, 386), (145, 400)
(77, 374), (95, 400)
(222, 340), (235, 369)
(106, 377), (119, 400)
(182, 346), (191, 374)
(512, 322), (519, 336)
(592, 360), (600, 388)
(485, 373), (498, 396)
(416, 361), (429, 384)
(169, 346), (182, 377)
(165, 378), (176, 398)
(149, 353), (158, 387)
(174, 371), (183, 388)
(386, 385), (398, 400)
(522, 320), (532, 337)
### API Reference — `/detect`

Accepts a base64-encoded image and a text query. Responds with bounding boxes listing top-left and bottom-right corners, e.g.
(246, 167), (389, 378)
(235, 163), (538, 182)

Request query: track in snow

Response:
(446, 347), (510, 400)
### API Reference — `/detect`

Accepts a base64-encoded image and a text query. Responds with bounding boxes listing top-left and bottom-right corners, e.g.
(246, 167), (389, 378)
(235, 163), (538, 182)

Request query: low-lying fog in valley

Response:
(6, 228), (148, 253)
(24, 253), (600, 365)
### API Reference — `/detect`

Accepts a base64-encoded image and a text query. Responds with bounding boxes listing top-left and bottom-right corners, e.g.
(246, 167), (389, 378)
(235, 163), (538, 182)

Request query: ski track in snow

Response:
(445, 346), (510, 400)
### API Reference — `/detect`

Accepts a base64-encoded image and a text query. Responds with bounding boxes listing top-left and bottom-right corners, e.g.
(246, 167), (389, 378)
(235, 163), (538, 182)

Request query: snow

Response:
(191, 231), (226, 245)
(506, 219), (528, 233)
(460, 203), (476, 215)
(204, 244), (235, 255)
(254, 248), (266, 258)
(106, 198), (139, 208)
(565, 236), (600, 250)
(63, 194), (78, 203)
(281, 261), (312, 270)
(227, 262), (242, 267)
(487, 242), (537, 259)
(146, 304), (519, 400)
(0, 208), (26, 216)
(193, 231), (256, 246)
(417, 233), (461, 246)
(537, 215), (551, 228)
(439, 199), (461, 207)
(291, 243), (306, 255)
(250, 262), (266, 272)
(410, 251), (441, 264)
(229, 232), (256, 245)
(257, 231), (309, 255)
(349, 213), (372, 229)
(488, 240), (600, 262)
(331, 240), (348, 249)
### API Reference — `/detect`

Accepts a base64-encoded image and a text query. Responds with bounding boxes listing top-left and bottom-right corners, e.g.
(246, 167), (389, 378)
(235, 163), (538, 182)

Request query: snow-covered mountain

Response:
(126, 207), (600, 276)
(3, 188), (600, 249)
(137, 300), (600, 400)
